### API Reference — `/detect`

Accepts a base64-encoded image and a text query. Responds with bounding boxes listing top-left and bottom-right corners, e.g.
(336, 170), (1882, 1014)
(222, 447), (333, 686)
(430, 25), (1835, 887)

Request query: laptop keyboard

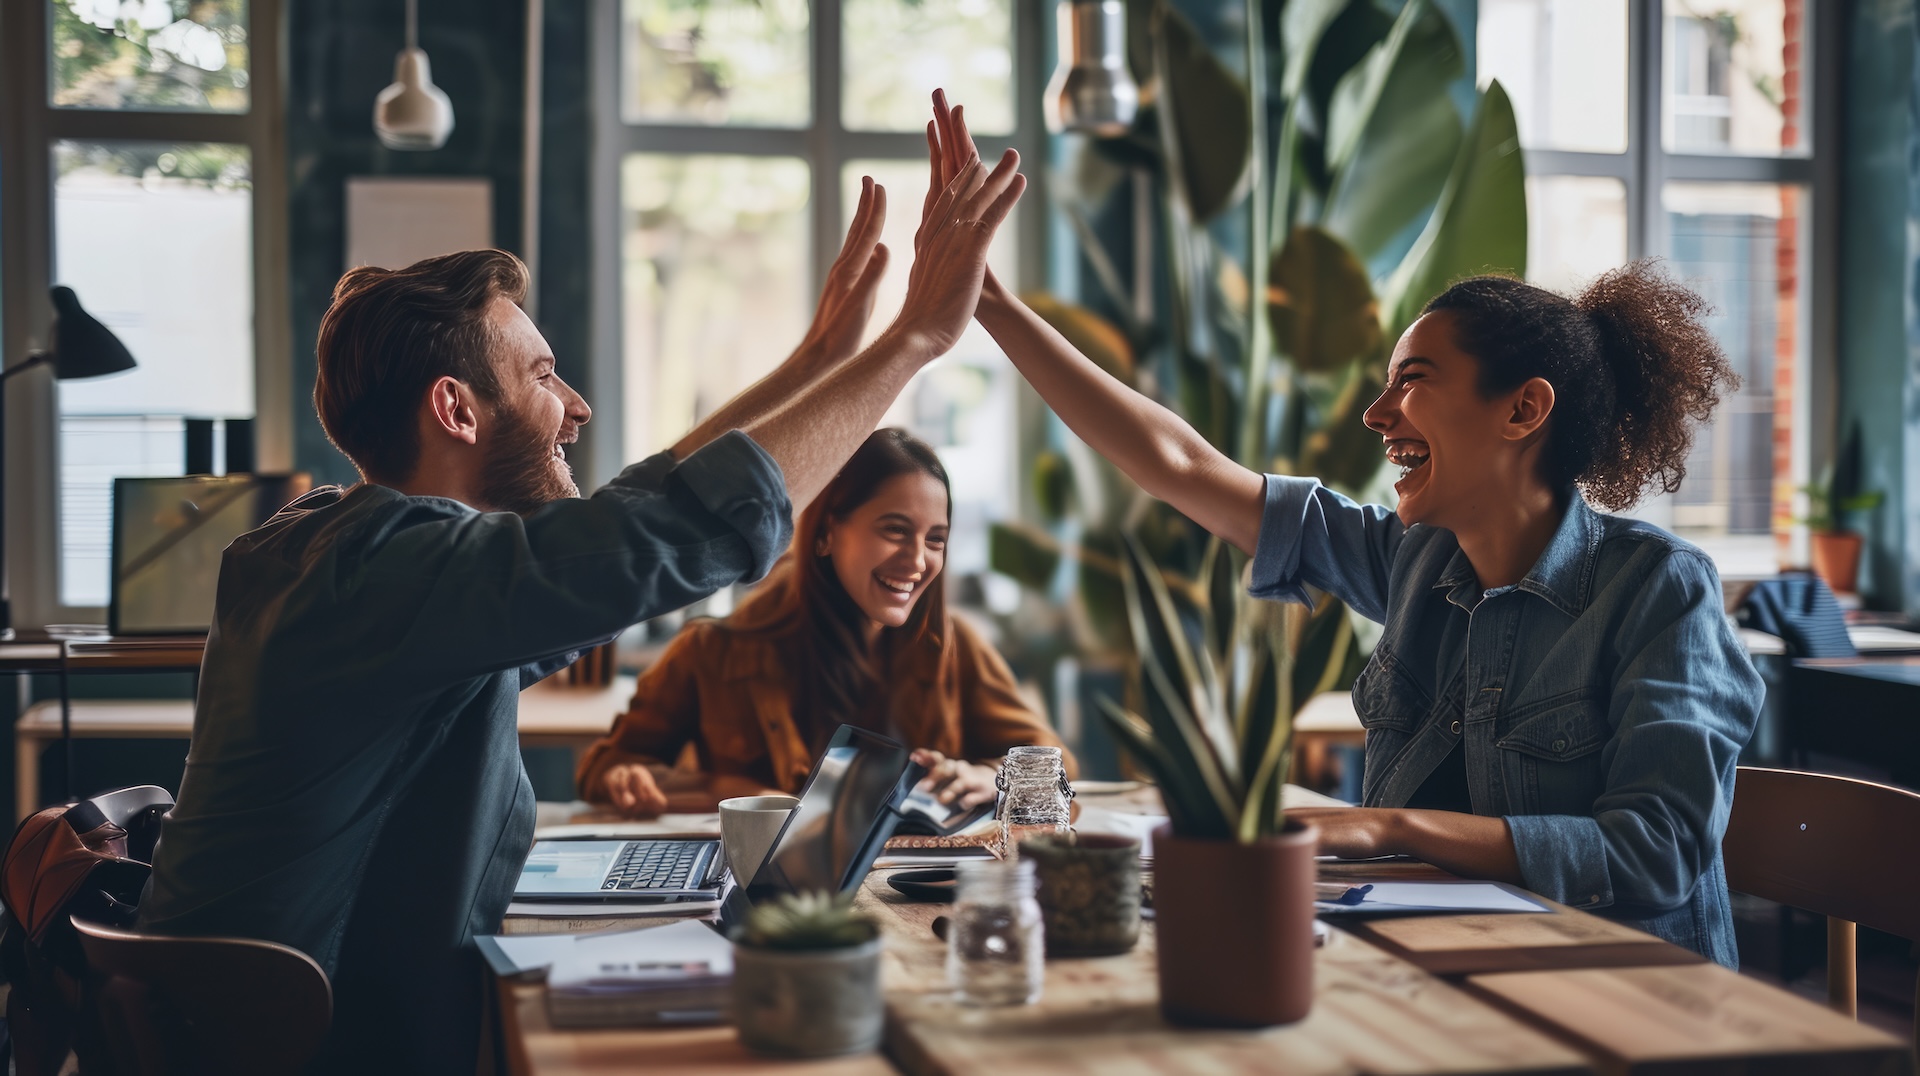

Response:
(601, 840), (704, 891)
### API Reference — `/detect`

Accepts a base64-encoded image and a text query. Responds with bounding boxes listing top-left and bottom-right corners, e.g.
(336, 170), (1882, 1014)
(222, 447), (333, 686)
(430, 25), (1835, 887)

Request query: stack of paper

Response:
(545, 920), (734, 1028)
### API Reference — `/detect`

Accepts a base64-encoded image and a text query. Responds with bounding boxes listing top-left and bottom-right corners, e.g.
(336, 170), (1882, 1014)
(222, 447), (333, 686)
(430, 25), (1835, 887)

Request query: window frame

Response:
(583, 0), (1050, 488)
(1518, 0), (1838, 569)
(0, 0), (291, 629)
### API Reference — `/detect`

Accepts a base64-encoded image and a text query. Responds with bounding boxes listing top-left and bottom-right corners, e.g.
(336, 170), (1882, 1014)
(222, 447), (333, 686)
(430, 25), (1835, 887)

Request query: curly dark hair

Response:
(1422, 261), (1738, 512)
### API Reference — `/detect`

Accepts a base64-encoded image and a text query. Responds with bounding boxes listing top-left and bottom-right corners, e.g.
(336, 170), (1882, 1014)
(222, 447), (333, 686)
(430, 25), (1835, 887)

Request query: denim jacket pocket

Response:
(1494, 693), (1610, 814)
(1351, 648), (1427, 734)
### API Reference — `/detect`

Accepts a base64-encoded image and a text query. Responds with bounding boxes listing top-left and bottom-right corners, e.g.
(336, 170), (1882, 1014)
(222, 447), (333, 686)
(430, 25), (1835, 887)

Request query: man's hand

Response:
(922, 90), (1014, 310)
(883, 113), (1025, 360)
(793, 177), (891, 374)
(911, 749), (1001, 810)
(603, 763), (670, 818)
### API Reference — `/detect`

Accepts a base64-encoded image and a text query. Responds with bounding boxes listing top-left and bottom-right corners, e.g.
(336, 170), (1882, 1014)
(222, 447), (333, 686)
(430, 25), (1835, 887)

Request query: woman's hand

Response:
(1288, 807), (1396, 859)
(602, 763), (670, 818)
(794, 177), (891, 374)
(921, 90), (1012, 310)
(911, 749), (1000, 809)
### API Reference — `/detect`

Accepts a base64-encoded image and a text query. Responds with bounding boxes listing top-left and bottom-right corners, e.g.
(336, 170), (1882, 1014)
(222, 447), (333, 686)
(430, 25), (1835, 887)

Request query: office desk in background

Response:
(7, 631), (633, 817)
(1788, 657), (1920, 787)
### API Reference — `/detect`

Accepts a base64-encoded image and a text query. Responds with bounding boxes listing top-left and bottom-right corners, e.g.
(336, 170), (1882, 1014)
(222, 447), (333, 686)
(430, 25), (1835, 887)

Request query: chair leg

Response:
(1825, 917), (1856, 1019)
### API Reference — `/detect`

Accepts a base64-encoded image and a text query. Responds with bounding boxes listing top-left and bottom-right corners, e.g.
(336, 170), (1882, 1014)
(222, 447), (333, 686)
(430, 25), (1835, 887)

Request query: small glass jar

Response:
(995, 744), (1073, 859)
(946, 858), (1045, 1006)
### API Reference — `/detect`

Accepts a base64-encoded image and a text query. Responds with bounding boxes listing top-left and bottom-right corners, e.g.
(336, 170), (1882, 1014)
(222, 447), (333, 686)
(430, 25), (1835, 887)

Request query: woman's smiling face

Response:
(818, 471), (950, 629)
(1363, 310), (1540, 530)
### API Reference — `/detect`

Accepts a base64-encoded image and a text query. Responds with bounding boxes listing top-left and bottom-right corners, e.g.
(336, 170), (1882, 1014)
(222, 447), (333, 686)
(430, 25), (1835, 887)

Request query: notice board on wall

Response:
(345, 176), (493, 271)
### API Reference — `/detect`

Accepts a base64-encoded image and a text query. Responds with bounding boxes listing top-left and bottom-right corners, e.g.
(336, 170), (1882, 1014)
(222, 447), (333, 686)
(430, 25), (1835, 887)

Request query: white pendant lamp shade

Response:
(374, 0), (454, 151)
(1044, 0), (1138, 136)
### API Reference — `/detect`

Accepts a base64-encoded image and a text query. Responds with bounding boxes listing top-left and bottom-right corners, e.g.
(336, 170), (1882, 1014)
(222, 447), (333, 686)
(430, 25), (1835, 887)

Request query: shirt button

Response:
(1449, 720), (1463, 735)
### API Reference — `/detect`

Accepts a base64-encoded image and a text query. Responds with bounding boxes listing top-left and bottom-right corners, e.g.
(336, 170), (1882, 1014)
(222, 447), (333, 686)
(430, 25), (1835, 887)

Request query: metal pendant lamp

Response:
(1044, 0), (1139, 136)
(373, 0), (455, 151)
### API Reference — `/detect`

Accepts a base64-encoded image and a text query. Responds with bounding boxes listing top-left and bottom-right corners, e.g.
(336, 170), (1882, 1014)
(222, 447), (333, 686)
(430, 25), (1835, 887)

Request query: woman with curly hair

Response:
(934, 70), (1757, 968)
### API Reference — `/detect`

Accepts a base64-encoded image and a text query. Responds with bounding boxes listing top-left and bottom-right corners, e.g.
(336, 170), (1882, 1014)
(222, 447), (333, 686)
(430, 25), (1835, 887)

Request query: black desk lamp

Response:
(1, 286), (139, 639)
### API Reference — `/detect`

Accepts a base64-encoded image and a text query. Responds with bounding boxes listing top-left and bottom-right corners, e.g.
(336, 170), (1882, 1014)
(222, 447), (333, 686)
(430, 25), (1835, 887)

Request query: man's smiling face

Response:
(1362, 310), (1533, 531)
(474, 298), (591, 515)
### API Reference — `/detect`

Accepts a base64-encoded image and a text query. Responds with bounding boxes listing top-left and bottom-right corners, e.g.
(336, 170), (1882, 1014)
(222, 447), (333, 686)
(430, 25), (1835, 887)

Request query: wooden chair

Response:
(71, 916), (332, 1076)
(1722, 765), (1920, 1055)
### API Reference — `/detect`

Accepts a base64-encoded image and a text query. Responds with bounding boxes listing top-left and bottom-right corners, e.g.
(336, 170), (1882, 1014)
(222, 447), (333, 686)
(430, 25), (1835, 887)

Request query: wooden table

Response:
(498, 789), (1914, 1075)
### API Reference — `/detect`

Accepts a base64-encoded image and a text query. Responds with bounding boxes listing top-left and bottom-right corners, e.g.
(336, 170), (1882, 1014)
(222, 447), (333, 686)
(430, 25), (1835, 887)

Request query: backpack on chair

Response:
(0, 786), (173, 1076)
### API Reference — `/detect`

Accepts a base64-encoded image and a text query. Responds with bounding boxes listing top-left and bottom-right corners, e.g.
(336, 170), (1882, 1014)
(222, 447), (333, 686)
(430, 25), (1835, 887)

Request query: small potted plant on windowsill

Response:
(1799, 423), (1883, 596)
(1097, 536), (1315, 1028)
(730, 890), (884, 1058)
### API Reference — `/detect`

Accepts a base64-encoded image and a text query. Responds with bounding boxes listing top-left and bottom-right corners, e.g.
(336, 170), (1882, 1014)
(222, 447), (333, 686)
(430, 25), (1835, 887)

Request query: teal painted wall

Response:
(1840, 0), (1916, 613)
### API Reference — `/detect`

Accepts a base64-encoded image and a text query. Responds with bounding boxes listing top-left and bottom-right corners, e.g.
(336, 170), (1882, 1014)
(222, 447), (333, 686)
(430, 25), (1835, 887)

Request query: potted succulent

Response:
(1097, 536), (1314, 1028)
(730, 891), (884, 1057)
(1800, 423), (1883, 595)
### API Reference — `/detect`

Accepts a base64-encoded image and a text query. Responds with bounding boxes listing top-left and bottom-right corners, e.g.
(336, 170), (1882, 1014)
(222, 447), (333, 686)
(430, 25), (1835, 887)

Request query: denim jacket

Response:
(1251, 476), (1762, 966)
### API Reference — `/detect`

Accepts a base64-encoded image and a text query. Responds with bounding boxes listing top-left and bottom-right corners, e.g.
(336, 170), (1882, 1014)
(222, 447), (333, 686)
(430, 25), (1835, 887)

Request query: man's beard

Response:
(476, 400), (579, 516)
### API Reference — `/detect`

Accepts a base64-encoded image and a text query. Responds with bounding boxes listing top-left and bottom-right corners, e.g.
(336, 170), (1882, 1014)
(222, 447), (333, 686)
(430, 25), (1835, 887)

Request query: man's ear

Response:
(1504, 376), (1555, 443)
(425, 376), (481, 447)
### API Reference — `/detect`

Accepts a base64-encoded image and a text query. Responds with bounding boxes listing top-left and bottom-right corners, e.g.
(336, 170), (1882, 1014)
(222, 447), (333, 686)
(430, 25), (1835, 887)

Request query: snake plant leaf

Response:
(1119, 535), (1242, 810)
(1021, 292), (1137, 387)
(1201, 539), (1239, 676)
(1267, 224), (1383, 373)
(1154, 3), (1252, 222)
(1381, 79), (1528, 341)
(1290, 592), (1355, 706)
(1095, 699), (1220, 837)
(987, 521), (1062, 592)
(1236, 626), (1293, 842)
(1300, 360), (1386, 495)
(1321, 0), (1464, 261)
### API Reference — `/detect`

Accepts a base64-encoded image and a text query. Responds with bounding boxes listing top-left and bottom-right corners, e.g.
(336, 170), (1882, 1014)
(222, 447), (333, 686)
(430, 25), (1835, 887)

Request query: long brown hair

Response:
(726, 428), (952, 742)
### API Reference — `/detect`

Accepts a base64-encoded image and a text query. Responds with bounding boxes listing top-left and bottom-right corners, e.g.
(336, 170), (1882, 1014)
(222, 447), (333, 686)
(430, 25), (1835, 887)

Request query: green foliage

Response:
(1268, 225), (1382, 374)
(733, 891), (878, 951)
(1097, 536), (1294, 842)
(1799, 422), (1884, 532)
(1155, 5), (1253, 223)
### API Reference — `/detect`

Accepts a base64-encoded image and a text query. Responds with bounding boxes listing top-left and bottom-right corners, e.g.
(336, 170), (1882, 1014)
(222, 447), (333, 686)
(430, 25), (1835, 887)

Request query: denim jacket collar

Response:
(1429, 492), (1602, 618)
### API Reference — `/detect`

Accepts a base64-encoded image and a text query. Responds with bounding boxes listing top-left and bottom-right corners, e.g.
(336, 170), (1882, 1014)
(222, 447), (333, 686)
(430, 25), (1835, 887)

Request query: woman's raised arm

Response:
(925, 95), (1265, 554)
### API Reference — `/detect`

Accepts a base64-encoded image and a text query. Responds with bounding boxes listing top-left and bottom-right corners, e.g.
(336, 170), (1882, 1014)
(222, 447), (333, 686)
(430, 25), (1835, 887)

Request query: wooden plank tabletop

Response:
(1341, 900), (1705, 977)
(859, 876), (1591, 1075)
(1469, 963), (1914, 1076)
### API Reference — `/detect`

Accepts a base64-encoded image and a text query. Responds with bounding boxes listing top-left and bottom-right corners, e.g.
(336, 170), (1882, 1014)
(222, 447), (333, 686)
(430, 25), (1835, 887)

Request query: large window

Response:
(1, 0), (287, 623)
(593, 0), (1039, 581)
(1478, 0), (1820, 575)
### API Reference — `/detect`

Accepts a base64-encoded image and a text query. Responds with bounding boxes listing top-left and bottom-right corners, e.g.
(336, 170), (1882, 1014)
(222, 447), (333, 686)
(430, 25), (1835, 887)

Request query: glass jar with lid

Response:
(995, 744), (1073, 858)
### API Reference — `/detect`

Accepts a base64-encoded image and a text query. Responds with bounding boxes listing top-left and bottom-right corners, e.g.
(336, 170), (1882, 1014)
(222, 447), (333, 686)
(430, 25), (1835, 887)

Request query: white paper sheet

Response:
(1314, 881), (1548, 916)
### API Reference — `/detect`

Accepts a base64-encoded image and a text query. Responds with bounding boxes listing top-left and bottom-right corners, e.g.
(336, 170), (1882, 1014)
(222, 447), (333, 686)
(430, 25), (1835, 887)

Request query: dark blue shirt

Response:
(1252, 476), (1762, 966)
(138, 432), (791, 1071)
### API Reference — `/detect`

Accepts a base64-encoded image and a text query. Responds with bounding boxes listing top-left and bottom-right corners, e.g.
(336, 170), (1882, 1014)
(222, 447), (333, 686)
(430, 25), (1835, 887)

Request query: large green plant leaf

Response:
(1268, 224), (1382, 373)
(1280, 0), (1351, 99)
(1300, 359), (1386, 495)
(987, 521), (1061, 592)
(1321, 0), (1464, 261)
(1305, 0), (1395, 143)
(1154, 3), (1251, 222)
(1381, 79), (1528, 340)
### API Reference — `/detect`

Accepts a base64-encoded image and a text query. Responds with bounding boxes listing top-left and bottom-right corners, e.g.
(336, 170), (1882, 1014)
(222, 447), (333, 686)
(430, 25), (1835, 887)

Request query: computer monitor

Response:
(110, 474), (312, 635)
(744, 725), (921, 904)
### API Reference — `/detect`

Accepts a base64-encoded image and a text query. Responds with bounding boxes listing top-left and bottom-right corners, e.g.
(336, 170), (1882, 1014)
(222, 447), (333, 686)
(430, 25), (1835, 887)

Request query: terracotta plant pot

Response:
(732, 937), (883, 1057)
(1808, 530), (1863, 595)
(1151, 820), (1317, 1027)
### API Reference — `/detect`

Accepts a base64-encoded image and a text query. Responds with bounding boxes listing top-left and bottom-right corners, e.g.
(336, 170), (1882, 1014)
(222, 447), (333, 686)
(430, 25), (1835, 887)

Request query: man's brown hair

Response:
(314, 248), (530, 483)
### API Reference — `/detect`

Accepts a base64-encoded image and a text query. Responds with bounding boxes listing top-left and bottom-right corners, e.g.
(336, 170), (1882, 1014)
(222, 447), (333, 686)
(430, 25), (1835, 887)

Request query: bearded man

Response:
(137, 155), (1025, 1072)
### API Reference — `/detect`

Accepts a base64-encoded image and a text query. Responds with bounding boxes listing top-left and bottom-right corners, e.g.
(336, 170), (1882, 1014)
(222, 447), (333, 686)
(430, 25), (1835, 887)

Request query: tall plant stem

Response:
(1237, 0), (1272, 471)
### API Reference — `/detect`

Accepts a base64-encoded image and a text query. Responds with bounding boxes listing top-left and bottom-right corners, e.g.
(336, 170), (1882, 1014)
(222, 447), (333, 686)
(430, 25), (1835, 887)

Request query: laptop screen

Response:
(745, 725), (914, 902)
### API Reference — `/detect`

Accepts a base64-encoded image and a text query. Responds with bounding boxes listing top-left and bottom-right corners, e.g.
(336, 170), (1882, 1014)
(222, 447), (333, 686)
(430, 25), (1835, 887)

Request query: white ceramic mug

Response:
(719, 794), (799, 884)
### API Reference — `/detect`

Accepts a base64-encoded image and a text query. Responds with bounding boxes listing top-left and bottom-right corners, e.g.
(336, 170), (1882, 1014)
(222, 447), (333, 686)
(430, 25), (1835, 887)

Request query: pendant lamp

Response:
(374, 0), (455, 151)
(1044, 0), (1139, 136)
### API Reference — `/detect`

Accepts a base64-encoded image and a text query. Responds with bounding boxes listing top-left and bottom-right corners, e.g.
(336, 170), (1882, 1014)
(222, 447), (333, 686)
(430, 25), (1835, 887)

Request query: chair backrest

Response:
(72, 916), (332, 1076)
(1723, 766), (1920, 943)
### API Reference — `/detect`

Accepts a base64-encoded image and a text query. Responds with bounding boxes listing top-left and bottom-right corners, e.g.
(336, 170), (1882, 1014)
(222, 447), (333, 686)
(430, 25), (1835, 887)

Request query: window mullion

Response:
(1626, 0), (1663, 262)
(812, 0), (847, 296)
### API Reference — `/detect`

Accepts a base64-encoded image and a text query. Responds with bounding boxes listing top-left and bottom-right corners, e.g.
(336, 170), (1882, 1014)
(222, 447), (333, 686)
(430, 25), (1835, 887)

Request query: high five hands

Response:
(793, 177), (890, 374)
(922, 89), (1012, 308)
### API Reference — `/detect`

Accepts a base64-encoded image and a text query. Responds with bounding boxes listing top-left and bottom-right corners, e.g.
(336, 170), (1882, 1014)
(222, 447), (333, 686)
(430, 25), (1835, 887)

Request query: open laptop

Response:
(514, 725), (922, 903)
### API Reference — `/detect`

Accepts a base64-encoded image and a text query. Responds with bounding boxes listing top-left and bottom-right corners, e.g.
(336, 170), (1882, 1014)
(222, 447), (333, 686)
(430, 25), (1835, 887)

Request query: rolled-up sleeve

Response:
(1507, 550), (1762, 913)
(1249, 475), (1404, 623)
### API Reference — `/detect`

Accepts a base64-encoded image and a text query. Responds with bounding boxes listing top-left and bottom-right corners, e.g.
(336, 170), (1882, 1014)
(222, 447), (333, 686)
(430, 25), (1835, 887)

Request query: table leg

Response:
(16, 731), (38, 822)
